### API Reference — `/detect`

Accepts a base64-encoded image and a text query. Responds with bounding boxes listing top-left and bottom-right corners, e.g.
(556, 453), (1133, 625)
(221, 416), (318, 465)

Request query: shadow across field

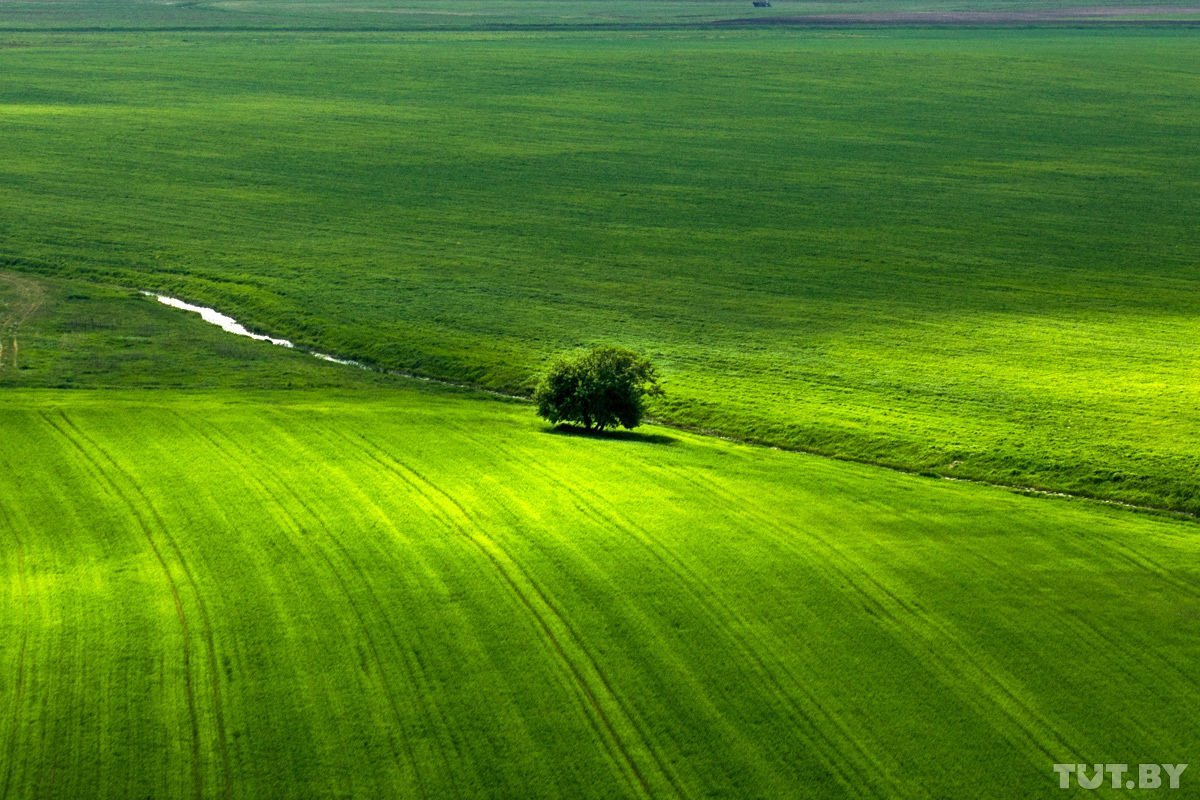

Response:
(544, 425), (677, 446)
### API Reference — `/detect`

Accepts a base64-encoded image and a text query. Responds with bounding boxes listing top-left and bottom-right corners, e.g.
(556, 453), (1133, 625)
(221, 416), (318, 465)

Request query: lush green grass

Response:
(1, 277), (1198, 798)
(3, 27), (1198, 512)
(4, 5), (1198, 796)
(0, 275), (403, 390)
(3, 0), (1197, 32)
(3, 389), (1199, 798)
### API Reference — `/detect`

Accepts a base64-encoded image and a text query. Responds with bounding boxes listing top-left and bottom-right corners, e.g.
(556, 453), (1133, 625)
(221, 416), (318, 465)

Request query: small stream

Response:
(144, 291), (527, 400)
(144, 293), (364, 368)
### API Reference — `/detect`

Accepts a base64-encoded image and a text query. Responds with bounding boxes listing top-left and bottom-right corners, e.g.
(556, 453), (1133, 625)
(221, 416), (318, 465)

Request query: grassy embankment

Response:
(2, 27), (1198, 511)
(1, 279), (1198, 798)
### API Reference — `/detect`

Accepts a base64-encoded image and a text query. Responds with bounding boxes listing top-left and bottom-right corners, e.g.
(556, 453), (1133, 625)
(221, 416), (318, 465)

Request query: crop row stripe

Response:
(462, 425), (905, 799)
(346, 430), (680, 799)
(0, 497), (30, 799)
(680, 464), (1093, 767)
(172, 411), (442, 799)
(39, 411), (211, 800)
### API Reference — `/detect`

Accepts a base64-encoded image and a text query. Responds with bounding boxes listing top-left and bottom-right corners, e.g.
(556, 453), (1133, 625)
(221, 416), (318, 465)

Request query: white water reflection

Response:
(312, 352), (364, 367)
(145, 293), (523, 399)
(147, 293), (294, 348)
(146, 292), (381, 372)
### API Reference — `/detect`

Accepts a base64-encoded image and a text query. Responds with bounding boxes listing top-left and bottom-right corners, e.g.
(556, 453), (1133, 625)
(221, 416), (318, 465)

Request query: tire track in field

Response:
(0, 500), (30, 800)
(259, 414), (506, 796)
(38, 411), (208, 800)
(170, 413), (440, 800)
(312, 420), (693, 798)
(467, 431), (905, 799)
(345, 432), (674, 800)
(1058, 606), (1199, 742)
(50, 413), (236, 800)
(324, 427), (655, 799)
(1050, 612), (1156, 747)
(1075, 531), (1200, 604)
(677, 466), (1092, 768)
(734, 479), (1094, 767)
(907, 516), (1200, 707)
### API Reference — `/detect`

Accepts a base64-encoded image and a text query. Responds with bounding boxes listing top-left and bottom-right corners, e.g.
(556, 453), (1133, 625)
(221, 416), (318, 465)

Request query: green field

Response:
(3, 2), (1199, 797)
(0, 282), (1196, 798)
(3, 24), (1198, 512)
(4, 0), (1198, 31)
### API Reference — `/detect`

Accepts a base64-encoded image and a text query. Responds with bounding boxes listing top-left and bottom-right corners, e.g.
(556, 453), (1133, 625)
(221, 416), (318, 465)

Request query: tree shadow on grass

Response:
(543, 424), (677, 446)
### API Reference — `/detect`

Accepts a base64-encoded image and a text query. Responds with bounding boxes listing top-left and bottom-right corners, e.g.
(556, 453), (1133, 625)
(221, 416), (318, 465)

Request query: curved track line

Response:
(171, 413), (438, 800)
(0, 501), (30, 800)
(52, 413), (236, 800)
(689, 468), (1069, 753)
(255, 414), (504, 796)
(679, 466), (1092, 767)
(346, 432), (671, 799)
(39, 411), (207, 800)
(468, 430), (904, 799)
(1054, 611), (1161, 746)
(334, 429), (650, 798)
(1081, 533), (1200, 602)
(952, 522), (1200, 704)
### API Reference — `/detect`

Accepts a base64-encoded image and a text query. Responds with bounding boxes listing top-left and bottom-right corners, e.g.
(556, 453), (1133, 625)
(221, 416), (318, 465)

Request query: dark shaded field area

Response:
(3, 27), (1198, 511)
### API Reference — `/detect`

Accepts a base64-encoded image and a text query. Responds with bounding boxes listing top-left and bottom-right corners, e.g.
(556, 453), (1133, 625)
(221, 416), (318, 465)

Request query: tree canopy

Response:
(533, 346), (663, 432)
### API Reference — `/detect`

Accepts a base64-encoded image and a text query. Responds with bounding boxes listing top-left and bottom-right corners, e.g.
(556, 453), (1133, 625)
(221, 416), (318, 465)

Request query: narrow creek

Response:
(144, 292), (364, 367)
(144, 292), (521, 396)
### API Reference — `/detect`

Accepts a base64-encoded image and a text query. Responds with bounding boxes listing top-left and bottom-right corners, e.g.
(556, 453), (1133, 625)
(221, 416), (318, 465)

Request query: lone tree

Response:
(534, 345), (663, 432)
